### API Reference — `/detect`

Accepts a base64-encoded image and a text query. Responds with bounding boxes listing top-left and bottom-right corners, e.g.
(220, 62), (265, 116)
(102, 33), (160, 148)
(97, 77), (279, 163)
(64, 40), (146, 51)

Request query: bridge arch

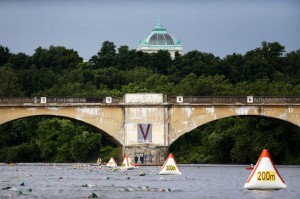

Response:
(169, 114), (300, 164)
(169, 105), (300, 145)
(2, 115), (123, 148)
(0, 106), (125, 146)
(1, 95), (300, 165)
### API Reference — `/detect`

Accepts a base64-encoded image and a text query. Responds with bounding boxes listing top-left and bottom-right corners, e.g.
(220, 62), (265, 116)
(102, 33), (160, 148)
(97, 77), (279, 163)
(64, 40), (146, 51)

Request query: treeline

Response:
(0, 41), (300, 164)
(1, 41), (300, 97)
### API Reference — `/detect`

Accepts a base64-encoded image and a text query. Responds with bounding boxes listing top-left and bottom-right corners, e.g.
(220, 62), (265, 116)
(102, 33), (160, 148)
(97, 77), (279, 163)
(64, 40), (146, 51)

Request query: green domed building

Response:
(137, 17), (183, 59)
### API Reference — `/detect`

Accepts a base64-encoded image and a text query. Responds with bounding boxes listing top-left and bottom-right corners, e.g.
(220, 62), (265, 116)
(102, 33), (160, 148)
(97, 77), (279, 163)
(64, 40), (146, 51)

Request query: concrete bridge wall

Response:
(0, 105), (125, 146)
(0, 94), (299, 165)
(169, 104), (300, 145)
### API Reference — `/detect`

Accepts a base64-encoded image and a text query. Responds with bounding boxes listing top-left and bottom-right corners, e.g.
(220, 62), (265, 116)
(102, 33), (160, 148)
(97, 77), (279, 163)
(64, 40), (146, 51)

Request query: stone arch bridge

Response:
(1, 94), (299, 165)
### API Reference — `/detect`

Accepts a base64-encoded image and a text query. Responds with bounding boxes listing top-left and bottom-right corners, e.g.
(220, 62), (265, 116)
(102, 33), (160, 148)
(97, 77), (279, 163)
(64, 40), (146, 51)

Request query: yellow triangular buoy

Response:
(244, 149), (286, 190)
(159, 153), (182, 175)
(106, 157), (117, 167)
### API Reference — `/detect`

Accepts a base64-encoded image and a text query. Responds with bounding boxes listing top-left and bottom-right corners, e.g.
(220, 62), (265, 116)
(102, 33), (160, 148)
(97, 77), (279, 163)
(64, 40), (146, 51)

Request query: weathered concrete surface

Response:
(1, 95), (300, 165)
(0, 105), (125, 146)
(124, 93), (164, 104)
(124, 106), (168, 146)
(124, 145), (169, 165)
(168, 104), (300, 144)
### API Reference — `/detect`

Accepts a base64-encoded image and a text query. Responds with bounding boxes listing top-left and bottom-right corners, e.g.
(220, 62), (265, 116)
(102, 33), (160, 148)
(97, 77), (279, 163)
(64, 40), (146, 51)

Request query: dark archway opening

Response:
(0, 116), (119, 163)
(170, 116), (300, 165)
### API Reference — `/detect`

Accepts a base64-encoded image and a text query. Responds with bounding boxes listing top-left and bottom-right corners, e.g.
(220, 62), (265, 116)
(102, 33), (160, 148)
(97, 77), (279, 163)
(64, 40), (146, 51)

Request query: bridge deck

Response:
(0, 96), (299, 105)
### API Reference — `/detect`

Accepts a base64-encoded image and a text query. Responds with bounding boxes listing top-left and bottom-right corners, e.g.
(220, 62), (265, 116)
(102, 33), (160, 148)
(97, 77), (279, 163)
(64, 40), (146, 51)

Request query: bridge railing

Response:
(0, 97), (123, 104)
(0, 96), (299, 104)
(168, 96), (248, 104)
(167, 96), (300, 104)
(0, 98), (33, 103)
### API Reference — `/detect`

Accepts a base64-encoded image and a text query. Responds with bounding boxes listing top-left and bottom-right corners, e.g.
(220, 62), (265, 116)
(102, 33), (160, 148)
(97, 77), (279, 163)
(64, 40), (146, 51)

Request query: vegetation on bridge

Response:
(0, 41), (300, 164)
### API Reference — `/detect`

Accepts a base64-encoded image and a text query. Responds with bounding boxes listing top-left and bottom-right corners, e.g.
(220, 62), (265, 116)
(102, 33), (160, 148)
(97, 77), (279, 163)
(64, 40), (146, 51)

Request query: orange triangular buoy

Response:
(159, 153), (182, 175)
(121, 155), (135, 170)
(106, 157), (117, 167)
(244, 149), (286, 190)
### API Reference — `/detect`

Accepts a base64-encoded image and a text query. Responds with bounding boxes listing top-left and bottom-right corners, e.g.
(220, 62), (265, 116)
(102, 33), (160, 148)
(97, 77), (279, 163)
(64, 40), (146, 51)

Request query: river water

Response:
(0, 164), (299, 199)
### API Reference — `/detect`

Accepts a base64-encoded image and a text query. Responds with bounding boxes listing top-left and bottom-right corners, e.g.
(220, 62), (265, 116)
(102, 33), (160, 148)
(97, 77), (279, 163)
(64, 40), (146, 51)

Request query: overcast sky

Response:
(0, 0), (299, 60)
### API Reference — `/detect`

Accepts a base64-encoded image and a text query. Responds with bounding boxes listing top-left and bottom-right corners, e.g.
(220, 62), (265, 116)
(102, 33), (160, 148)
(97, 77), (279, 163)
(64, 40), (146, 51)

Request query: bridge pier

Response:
(123, 145), (169, 165)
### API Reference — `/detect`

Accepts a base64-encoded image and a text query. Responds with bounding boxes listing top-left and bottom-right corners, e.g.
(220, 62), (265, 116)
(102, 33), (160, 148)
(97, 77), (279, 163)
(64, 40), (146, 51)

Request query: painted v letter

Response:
(139, 124), (150, 141)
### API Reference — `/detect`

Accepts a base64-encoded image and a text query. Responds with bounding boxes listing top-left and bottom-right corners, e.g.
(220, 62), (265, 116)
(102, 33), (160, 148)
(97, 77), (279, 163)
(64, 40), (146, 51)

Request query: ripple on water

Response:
(0, 164), (299, 199)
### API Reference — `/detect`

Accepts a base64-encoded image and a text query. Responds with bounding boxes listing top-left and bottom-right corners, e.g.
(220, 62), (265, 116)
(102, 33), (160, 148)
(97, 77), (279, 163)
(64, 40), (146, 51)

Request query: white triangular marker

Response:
(159, 153), (182, 175)
(106, 157), (117, 167)
(244, 149), (286, 190)
(121, 155), (135, 170)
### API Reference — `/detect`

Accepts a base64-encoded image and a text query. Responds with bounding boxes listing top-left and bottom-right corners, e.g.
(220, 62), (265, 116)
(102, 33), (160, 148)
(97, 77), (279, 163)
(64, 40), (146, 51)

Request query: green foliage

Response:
(7, 53), (31, 70)
(170, 117), (300, 164)
(176, 74), (233, 96)
(0, 143), (41, 163)
(36, 118), (103, 162)
(0, 117), (116, 163)
(70, 132), (102, 162)
(0, 67), (24, 96)
(32, 46), (83, 72)
(90, 41), (116, 68)
(0, 41), (299, 163)
(99, 146), (118, 163)
(123, 67), (154, 84)
(283, 50), (300, 84)
(122, 73), (175, 93)
(0, 45), (11, 66)
(0, 41), (299, 97)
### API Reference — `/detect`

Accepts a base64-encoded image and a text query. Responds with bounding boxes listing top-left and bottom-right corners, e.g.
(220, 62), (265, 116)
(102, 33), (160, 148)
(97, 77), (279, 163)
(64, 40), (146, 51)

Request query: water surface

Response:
(0, 164), (299, 199)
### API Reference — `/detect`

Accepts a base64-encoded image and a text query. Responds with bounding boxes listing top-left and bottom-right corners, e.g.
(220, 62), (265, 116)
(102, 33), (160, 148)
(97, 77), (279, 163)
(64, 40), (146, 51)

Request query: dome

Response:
(137, 17), (183, 58)
(149, 33), (175, 45)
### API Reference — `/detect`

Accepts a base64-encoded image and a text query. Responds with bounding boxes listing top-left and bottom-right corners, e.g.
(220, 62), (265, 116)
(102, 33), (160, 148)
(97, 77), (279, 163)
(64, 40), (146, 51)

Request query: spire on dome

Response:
(153, 16), (166, 31)
(157, 16), (161, 26)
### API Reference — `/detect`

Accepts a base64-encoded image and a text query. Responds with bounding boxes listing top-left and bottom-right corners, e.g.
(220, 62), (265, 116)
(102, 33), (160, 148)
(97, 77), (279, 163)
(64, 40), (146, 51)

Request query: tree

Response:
(123, 67), (154, 84)
(36, 118), (103, 162)
(220, 53), (245, 83)
(283, 50), (300, 84)
(7, 53), (31, 70)
(115, 46), (138, 70)
(32, 46), (83, 72)
(0, 45), (11, 66)
(118, 45), (129, 55)
(176, 73), (198, 95)
(98, 41), (116, 57)
(121, 73), (174, 94)
(70, 132), (102, 162)
(93, 67), (125, 90)
(195, 75), (232, 96)
(0, 66), (24, 96)
(179, 51), (219, 77)
(91, 41), (116, 68)
(149, 50), (172, 74)
(260, 41), (285, 61)
(243, 42), (285, 82)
